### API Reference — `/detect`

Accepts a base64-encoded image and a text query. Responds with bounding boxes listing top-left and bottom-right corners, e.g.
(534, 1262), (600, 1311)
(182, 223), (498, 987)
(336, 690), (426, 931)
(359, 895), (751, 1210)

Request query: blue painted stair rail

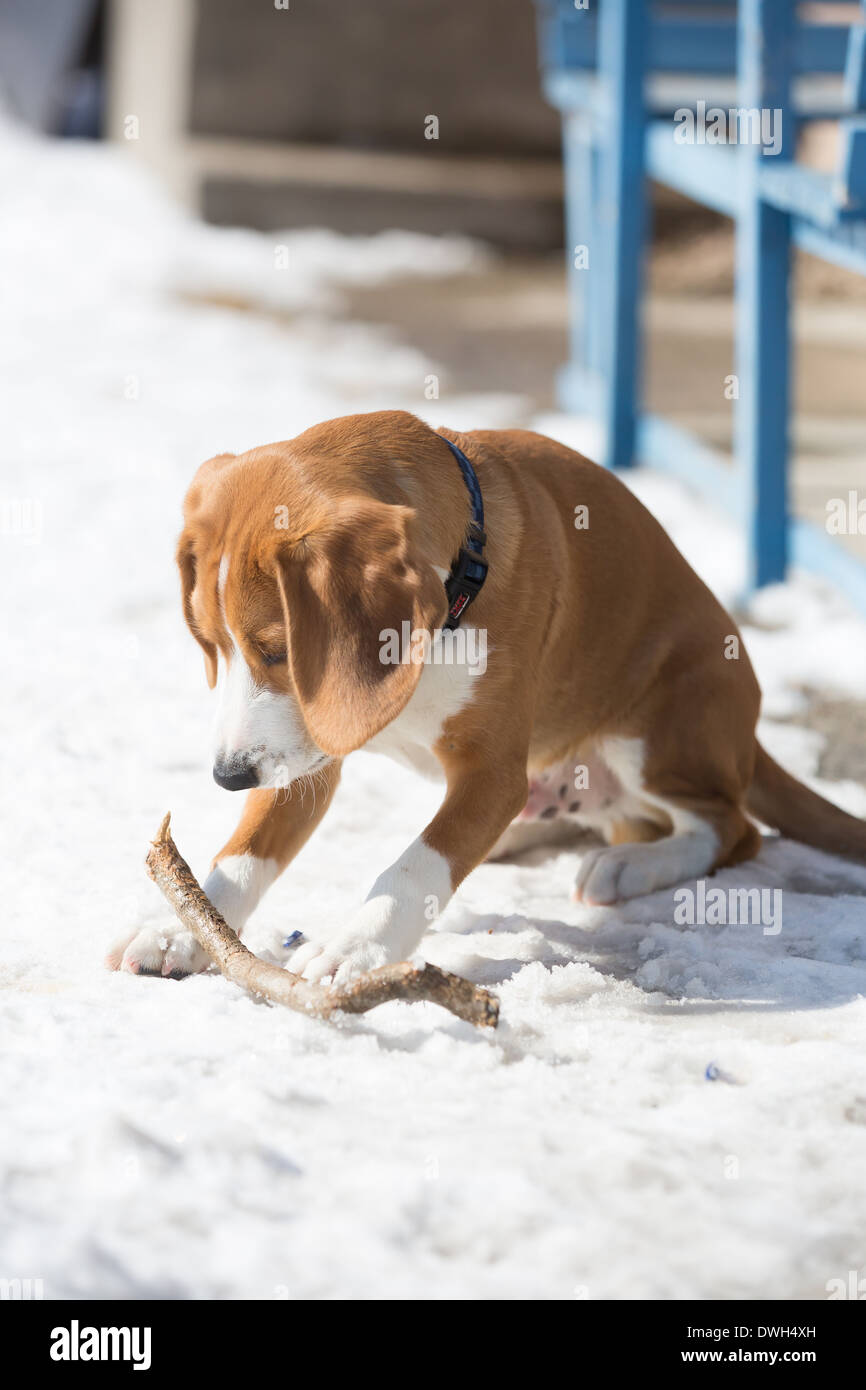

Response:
(533, 0), (866, 616)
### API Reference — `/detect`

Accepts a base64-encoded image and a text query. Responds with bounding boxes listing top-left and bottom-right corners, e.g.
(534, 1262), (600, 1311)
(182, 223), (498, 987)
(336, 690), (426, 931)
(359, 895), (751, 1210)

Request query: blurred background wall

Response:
(0, 0), (564, 250)
(1, 0), (864, 570)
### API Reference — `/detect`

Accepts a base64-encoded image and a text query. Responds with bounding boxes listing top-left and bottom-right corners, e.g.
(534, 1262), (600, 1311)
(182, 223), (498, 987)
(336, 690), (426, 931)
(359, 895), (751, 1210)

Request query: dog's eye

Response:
(261, 650), (287, 667)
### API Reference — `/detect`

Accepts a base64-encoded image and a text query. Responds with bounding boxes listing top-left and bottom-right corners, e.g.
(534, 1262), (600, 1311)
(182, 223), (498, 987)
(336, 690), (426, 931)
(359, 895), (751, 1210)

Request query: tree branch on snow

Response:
(145, 813), (499, 1030)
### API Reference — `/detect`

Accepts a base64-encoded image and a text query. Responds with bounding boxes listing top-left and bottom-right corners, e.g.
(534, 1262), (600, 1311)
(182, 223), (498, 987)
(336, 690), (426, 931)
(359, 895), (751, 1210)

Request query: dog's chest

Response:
(365, 636), (481, 779)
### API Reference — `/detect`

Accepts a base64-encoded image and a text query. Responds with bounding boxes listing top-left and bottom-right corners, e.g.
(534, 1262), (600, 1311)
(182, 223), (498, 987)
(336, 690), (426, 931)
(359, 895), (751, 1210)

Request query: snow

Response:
(2, 121), (866, 1302)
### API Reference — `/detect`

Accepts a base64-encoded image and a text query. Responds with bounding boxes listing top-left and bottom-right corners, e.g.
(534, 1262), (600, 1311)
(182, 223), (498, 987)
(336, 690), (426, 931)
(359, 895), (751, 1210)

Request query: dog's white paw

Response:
(106, 924), (211, 978)
(574, 830), (717, 906)
(573, 845), (658, 905)
(288, 934), (391, 985)
(285, 877), (429, 984)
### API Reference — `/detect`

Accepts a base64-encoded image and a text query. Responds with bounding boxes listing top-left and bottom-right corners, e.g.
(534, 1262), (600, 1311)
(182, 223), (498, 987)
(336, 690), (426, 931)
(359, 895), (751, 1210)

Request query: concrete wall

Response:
(188, 0), (560, 156)
(107, 0), (563, 249)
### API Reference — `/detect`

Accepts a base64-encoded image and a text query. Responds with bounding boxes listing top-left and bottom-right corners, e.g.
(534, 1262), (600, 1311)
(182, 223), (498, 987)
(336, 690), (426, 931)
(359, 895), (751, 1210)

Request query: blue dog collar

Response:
(442, 438), (488, 630)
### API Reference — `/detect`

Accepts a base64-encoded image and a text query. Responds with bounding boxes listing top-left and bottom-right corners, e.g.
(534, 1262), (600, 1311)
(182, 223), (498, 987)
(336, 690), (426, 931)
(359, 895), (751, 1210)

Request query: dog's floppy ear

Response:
(177, 532), (218, 689)
(176, 452), (236, 688)
(274, 497), (446, 756)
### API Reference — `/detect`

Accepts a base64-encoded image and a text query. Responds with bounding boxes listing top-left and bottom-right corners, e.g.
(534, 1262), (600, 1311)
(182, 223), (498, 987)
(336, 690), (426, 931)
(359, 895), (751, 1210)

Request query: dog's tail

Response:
(747, 741), (866, 861)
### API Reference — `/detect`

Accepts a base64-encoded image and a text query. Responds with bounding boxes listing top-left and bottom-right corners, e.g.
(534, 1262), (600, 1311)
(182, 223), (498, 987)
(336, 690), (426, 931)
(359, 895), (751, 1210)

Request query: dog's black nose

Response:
(213, 763), (260, 792)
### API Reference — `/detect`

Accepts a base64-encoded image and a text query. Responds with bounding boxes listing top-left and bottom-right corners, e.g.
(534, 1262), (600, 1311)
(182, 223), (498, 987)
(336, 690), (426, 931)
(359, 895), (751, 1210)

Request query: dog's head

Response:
(177, 412), (448, 790)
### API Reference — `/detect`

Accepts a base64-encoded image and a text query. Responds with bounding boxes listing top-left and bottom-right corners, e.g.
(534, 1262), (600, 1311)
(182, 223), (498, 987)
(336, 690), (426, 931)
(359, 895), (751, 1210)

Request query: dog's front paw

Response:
(285, 865), (432, 985)
(105, 924), (211, 978)
(288, 933), (392, 986)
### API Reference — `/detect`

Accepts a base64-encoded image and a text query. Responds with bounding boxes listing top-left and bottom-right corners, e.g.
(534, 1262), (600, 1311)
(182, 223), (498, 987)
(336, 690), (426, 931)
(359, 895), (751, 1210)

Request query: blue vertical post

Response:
(596, 0), (647, 471)
(838, 3), (866, 215)
(843, 1), (866, 112)
(735, 0), (794, 589)
(561, 109), (600, 398)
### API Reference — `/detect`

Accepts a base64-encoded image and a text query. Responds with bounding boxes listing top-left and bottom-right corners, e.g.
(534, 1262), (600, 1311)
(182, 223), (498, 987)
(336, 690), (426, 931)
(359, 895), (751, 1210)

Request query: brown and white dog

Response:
(110, 410), (866, 982)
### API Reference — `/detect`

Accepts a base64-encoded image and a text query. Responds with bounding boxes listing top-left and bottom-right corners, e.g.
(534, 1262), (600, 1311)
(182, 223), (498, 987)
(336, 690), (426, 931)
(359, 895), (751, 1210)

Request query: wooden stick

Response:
(145, 814), (499, 1030)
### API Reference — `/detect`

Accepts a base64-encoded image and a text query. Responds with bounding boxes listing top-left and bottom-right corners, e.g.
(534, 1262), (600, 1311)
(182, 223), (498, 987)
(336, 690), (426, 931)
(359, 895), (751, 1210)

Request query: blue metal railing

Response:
(533, 0), (866, 615)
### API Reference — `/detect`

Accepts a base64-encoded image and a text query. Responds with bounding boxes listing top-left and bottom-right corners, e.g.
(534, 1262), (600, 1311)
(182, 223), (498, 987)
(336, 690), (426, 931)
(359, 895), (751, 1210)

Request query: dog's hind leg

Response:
(607, 817), (668, 846)
(573, 736), (760, 906)
(487, 816), (585, 861)
(574, 803), (753, 905)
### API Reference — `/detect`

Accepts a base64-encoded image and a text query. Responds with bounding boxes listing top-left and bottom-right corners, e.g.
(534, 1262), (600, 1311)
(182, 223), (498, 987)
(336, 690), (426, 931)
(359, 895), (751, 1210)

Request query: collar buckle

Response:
(443, 537), (488, 631)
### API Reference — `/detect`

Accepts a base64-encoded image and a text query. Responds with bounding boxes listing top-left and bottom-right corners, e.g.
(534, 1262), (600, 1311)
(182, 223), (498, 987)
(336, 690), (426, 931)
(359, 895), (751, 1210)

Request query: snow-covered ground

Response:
(2, 122), (866, 1301)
